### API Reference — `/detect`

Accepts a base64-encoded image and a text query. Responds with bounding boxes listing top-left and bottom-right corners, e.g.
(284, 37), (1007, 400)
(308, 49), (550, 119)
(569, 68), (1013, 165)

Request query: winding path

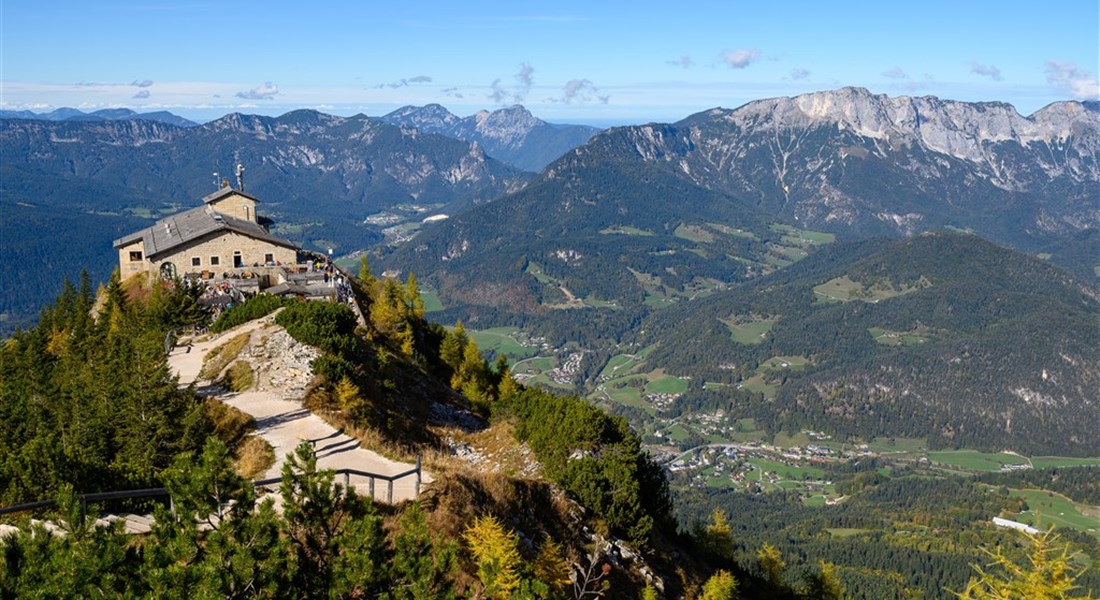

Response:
(168, 318), (426, 503)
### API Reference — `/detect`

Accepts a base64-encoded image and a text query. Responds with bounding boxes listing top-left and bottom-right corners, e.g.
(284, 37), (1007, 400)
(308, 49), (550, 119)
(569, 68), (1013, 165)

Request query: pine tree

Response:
(464, 514), (523, 600)
(699, 570), (738, 600)
(440, 321), (468, 372)
(954, 528), (1093, 600)
(703, 509), (734, 559)
(757, 542), (786, 585)
(358, 256), (376, 286)
(533, 538), (572, 594)
(386, 501), (456, 600)
(334, 375), (364, 414)
(405, 272), (425, 319)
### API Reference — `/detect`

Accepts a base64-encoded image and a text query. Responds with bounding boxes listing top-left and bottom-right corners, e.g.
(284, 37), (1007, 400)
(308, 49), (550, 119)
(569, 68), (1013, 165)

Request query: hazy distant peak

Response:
(382, 104), (461, 130)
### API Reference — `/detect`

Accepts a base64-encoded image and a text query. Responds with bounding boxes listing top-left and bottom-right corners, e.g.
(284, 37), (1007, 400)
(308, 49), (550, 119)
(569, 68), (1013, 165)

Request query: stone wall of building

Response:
(117, 240), (148, 278)
(209, 193), (257, 223)
(153, 230), (296, 276)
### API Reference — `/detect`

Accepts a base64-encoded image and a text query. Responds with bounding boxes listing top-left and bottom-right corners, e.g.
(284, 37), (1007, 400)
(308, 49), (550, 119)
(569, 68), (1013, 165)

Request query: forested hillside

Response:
(642, 232), (1100, 455)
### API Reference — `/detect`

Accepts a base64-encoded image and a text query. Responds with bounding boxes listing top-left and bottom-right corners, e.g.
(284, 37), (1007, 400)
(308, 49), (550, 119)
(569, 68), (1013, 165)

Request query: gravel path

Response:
(169, 318), (426, 503)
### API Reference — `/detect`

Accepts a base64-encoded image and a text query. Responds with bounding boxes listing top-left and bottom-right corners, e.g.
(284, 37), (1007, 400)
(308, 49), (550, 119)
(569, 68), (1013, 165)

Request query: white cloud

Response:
(721, 48), (761, 69)
(487, 63), (535, 104)
(667, 55), (694, 69)
(236, 82), (279, 100)
(132, 79), (154, 88)
(132, 89), (151, 99)
(376, 75), (433, 89)
(788, 68), (811, 80)
(882, 67), (909, 80)
(1045, 60), (1099, 100)
(546, 79), (609, 104)
(970, 62), (1003, 81)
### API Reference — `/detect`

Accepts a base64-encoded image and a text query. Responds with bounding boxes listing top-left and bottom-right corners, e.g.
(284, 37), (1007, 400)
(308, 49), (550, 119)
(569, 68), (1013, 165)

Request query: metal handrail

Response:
(0, 458), (421, 517)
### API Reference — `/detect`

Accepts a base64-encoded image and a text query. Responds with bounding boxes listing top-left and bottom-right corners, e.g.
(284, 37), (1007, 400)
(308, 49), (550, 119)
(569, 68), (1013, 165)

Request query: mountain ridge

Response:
(381, 103), (600, 171)
(0, 106), (198, 127)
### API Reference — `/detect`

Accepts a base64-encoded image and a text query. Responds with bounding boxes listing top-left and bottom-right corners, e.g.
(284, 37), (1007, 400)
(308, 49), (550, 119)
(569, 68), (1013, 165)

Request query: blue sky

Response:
(3, 1), (1097, 125)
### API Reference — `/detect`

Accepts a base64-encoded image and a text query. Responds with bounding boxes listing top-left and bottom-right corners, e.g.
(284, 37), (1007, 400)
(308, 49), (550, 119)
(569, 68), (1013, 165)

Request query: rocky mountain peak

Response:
(382, 103), (461, 131)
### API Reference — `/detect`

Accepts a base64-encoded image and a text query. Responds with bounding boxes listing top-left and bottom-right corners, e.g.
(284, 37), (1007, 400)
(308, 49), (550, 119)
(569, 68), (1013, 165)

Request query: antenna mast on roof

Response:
(236, 163), (245, 192)
(212, 171), (220, 189)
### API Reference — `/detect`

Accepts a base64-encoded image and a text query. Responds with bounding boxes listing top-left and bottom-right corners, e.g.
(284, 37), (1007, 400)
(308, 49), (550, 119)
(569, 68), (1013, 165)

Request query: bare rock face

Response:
(249, 328), (320, 400)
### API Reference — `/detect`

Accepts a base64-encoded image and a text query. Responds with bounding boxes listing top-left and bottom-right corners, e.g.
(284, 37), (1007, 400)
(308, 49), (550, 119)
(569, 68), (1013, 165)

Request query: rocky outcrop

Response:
(248, 328), (320, 399)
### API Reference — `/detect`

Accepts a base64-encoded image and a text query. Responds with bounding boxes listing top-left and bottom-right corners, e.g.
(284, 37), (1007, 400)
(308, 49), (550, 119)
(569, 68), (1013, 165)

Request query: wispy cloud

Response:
(488, 62), (535, 104)
(970, 62), (1003, 81)
(132, 89), (151, 99)
(375, 75), (433, 89)
(721, 48), (761, 69)
(132, 79), (154, 88)
(882, 67), (909, 80)
(236, 81), (278, 100)
(787, 68), (811, 80)
(667, 55), (694, 69)
(546, 78), (609, 104)
(1045, 60), (1099, 100)
(442, 87), (464, 99)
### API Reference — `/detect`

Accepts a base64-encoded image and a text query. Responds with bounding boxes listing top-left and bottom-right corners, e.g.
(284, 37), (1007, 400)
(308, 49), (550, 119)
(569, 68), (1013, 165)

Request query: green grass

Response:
(760, 355), (809, 371)
(666, 423), (691, 442)
(644, 294), (677, 308)
(1011, 490), (1100, 539)
(646, 376), (689, 395)
(1030, 456), (1100, 469)
(467, 327), (540, 359)
(740, 375), (776, 397)
(583, 297), (620, 309)
(674, 224), (716, 243)
(602, 385), (648, 409)
(867, 437), (927, 453)
(815, 276), (931, 304)
(524, 262), (555, 285)
(802, 495), (828, 507)
(707, 223), (757, 239)
(600, 354), (639, 379)
(827, 528), (870, 538)
(750, 457), (825, 480)
(513, 356), (555, 376)
(869, 327), (930, 346)
(721, 316), (777, 345)
(770, 223), (836, 246)
(928, 450), (1030, 472)
(600, 225), (655, 236)
(333, 256), (360, 269)
(419, 290), (444, 313)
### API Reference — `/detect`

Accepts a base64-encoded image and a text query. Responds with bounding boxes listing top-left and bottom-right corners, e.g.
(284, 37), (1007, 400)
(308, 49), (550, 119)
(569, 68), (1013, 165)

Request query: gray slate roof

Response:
(113, 205), (297, 259)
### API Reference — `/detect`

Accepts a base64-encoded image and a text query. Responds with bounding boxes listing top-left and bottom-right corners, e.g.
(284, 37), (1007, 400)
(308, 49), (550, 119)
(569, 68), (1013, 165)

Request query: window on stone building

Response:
(191, 257), (201, 267)
(265, 253), (274, 263)
(210, 256), (220, 266)
(129, 251), (143, 262)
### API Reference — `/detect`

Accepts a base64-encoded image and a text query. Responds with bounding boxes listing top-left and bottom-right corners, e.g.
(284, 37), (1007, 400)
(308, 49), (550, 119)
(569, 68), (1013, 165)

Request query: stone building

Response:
(114, 186), (300, 280)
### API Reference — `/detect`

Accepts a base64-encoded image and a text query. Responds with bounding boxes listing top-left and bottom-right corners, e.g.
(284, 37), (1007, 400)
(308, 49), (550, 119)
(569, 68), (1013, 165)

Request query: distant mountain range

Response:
(0, 110), (535, 329)
(381, 104), (600, 172)
(381, 87), (1100, 312)
(0, 107), (198, 127)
